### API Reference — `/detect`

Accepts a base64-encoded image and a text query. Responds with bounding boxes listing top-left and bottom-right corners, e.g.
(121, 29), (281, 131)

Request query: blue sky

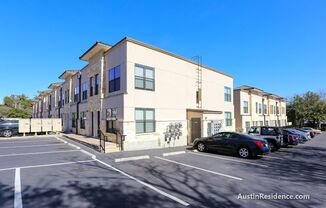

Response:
(0, 0), (325, 103)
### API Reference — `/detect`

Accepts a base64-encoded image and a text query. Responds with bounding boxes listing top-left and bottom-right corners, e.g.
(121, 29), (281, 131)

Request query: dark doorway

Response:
(91, 112), (94, 136)
(191, 118), (201, 144)
(97, 111), (100, 137)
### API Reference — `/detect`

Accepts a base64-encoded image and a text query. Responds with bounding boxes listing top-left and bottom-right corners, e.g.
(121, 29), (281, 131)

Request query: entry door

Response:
(191, 118), (201, 143)
(91, 112), (94, 136)
(97, 111), (100, 137)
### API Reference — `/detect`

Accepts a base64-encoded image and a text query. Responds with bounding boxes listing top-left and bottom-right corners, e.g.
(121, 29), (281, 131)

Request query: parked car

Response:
(248, 126), (283, 151)
(193, 132), (269, 158)
(282, 129), (299, 145)
(301, 127), (322, 134)
(0, 119), (19, 137)
(290, 129), (311, 142)
(297, 128), (315, 138)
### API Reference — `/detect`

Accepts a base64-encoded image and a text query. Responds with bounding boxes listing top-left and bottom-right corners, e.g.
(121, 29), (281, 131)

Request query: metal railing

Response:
(98, 129), (107, 153)
(98, 128), (125, 153)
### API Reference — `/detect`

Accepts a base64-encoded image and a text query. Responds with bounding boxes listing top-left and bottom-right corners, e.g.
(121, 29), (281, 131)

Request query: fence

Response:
(19, 118), (62, 135)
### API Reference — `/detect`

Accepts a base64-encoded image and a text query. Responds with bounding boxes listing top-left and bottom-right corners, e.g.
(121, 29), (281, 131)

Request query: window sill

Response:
(135, 132), (156, 136)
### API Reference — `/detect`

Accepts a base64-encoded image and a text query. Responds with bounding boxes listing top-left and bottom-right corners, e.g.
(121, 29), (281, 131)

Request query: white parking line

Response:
(260, 155), (284, 160)
(94, 158), (190, 206)
(0, 160), (95, 172)
(188, 152), (268, 168)
(14, 168), (22, 208)
(0, 143), (67, 149)
(55, 136), (189, 206)
(0, 149), (79, 157)
(115, 155), (150, 162)
(0, 139), (57, 144)
(154, 156), (243, 181)
(162, 151), (186, 157)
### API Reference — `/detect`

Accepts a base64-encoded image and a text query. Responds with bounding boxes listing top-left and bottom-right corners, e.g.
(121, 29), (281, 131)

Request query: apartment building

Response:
(233, 85), (288, 133)
(33, 37), (235, 151)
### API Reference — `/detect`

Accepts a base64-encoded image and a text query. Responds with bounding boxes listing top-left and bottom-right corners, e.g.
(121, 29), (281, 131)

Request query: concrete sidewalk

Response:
(61, 133), (121, 153)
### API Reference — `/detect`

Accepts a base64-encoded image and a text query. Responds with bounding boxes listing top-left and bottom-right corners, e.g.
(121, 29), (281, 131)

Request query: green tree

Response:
(1, 94), (33, 118)
(287, 91), (326, 128)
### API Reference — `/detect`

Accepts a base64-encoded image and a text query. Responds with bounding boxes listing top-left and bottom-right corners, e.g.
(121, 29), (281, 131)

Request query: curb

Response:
(61, 135), (100, 152)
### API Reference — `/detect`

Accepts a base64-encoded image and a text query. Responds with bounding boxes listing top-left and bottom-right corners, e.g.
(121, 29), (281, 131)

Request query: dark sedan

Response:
(0, 119), (19, 137)
(193, 132), (269, 158)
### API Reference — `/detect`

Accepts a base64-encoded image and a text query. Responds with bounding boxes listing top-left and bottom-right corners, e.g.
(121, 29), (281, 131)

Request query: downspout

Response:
(76, 72), (82, 135)
(100, 53), (105, 134)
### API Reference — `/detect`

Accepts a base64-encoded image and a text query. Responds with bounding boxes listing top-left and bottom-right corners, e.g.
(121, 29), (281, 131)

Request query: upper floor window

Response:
(224, 87), (231, 102)
(65, 90), (69, 104)
(90, 77), (94, 97)
(108, 66), (121, 93)
(135, 64), (155, 91)
(95, 74), (99, 95)
(263, 104), (267, 114)
(243, 101), (248, 113)
(62, 91), (65, 106)
(82, 82), (87, 100)
(74, 86), (79, 103)
(258, 103), (262, 114)
(225, 112), (232, 127)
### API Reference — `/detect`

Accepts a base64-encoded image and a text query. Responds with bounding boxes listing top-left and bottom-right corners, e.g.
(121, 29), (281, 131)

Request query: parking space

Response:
(0, 134), (325, 207)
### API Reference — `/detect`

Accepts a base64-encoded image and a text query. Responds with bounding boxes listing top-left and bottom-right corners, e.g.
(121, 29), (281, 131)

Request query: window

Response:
(72, 112), (76, 128)
(108, 65), (121, 93)
(258, 103), (262, 114)
(225, 112), (232, 127)
(95, 74), (99, 95)
(62, 91), (65, 106)
(263, 104), (267, 114)
(65, 90), (69, 104)
(74, 86), (79, 103)
(243, 101), (248, 113)
(265, 121), (269, 126)
(48, 95), (52, 110)
(80, 112), (86, 129)
(259, 121), (263, 126)
(135, 108), (155, 133)
(224, 87), (231, 102)
(245, 121), (251, 133)
(106, 108), (117, 133)
(255, 102), (258, 114)
(82, 82), (87, 100)
(90, 77), (94, 97)
(135, 64), (155, 90)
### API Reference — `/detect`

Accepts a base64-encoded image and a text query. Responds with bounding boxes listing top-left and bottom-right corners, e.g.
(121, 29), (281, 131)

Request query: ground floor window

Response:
(224, 112), (232, 127)
(245, 121), (251, 133)
(265, 120), (269, 126)
(135, 108), (155, 133)
(106, 108), (117, 133)
(80, 112), (86, 129)
(72, 112), (76, 128)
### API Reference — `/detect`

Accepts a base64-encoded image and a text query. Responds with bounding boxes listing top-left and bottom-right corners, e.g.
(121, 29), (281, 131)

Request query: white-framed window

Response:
(135, 64), (155, 90)
(225, 112), (232, 127)
(106, 108), (117, 133)
(243, 101), (248, 113)
(82, 82), (87, 100)
(224, 87), (231, 102)
(108, 65), (121, 93)
(135, 108), (155, 133)
(258, 103), (262, 114)
(80, 112), (86, 129)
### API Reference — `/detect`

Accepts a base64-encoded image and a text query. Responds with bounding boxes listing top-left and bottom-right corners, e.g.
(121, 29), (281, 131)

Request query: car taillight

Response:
(253, 141), (264, 147)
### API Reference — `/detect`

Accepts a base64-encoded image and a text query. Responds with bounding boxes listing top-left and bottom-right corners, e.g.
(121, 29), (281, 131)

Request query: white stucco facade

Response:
(33, 37), (235, 151)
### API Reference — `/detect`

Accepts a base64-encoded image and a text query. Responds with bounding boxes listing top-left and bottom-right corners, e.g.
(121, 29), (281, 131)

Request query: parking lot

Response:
(0, 134), (325, 208)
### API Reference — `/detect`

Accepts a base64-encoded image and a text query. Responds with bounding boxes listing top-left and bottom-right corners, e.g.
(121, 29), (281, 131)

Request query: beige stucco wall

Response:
(122, 41), (234, 151)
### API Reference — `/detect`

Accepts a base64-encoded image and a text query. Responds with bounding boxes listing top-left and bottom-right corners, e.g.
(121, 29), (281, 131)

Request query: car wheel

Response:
(197, 142), (206, 152)
(238, 147), (250, 158)
(3, 130), (12, 137)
